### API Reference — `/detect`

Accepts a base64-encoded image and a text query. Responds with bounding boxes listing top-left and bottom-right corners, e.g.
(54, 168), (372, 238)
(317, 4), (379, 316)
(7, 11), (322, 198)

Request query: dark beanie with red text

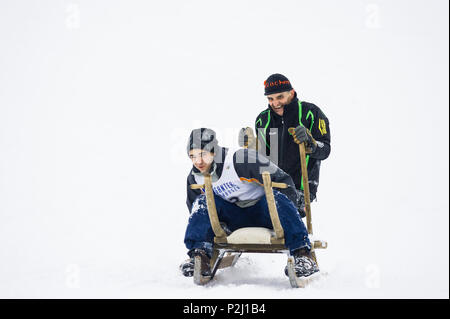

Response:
(264, 73), (293, 95)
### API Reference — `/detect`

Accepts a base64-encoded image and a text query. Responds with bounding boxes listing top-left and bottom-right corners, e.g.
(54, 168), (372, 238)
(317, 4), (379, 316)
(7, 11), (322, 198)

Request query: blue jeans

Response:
(184, 190), (311, 257)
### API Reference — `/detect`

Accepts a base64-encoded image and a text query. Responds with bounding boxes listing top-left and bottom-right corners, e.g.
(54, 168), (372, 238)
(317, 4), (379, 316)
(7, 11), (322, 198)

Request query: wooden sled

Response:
(189, 127), (327, 288)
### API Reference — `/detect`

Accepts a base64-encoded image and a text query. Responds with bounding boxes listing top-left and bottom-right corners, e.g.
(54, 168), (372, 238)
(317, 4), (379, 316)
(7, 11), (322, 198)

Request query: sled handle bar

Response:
(190, 182), (287, 190)
(287, 127), (313, 235)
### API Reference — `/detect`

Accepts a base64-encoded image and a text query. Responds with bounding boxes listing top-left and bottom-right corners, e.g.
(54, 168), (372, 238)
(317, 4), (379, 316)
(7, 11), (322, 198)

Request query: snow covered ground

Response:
(0, 0), (448, 299)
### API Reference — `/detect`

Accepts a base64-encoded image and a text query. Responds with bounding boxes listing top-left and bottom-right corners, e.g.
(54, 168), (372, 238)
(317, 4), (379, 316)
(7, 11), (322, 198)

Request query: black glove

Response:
(297, 205), (306, 218)
(293, 126), (317, 153)
(295, 189), (306, 218)
(296, 190), (316, 218)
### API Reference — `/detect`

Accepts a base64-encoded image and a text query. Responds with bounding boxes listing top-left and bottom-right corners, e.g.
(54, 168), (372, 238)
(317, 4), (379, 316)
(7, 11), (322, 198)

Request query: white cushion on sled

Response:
(226, 227), (275, 244)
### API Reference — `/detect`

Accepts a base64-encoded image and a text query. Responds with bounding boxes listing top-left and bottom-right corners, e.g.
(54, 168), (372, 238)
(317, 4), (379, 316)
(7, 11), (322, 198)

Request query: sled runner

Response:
(189, 128), (327, 288)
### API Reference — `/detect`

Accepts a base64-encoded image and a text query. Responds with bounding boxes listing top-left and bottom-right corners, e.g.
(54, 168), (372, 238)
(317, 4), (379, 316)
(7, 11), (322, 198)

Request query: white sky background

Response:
(0, 0), (448, 298)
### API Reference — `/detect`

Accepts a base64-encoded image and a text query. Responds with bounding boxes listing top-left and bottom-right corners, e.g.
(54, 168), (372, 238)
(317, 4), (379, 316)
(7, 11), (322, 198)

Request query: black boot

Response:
(179, 257), (195, 277)
(284, 247), (319, 278)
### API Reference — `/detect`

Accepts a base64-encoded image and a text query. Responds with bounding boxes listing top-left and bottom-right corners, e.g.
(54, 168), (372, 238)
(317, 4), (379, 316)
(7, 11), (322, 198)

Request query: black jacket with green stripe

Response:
(255, 94), (331, 198)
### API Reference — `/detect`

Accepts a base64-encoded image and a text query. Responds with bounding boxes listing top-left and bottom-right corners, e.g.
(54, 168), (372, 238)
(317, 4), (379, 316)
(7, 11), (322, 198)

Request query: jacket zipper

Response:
(279, 117), (285, 168)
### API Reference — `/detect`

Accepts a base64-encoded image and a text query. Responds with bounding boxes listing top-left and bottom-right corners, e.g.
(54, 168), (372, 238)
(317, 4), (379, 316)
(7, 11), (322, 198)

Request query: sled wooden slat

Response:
(299, 143), (313, 235)
(272, 182), (288, 189)
(262, 171), (285, 243)
(216, 253), (241, 269)
(193, 255), (212, 285)
(204, 174), (228, 241)
(313, 240), (328, 249)
(214, 243), (287, 252)
(287, 127), (313, 235)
